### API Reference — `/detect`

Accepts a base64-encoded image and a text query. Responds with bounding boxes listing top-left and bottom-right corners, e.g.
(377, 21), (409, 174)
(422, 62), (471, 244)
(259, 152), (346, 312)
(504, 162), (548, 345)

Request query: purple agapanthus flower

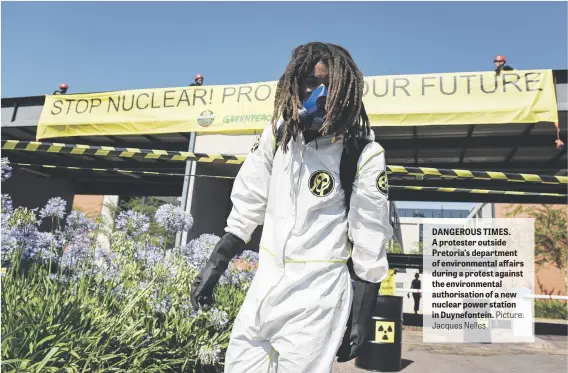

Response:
(92, 247), (121, 283)
(1, 196), (14, 258)
(134, 241), (163, 270)
(156, 294), (173, 314)
(1, 205), (15, 263)
(110, 283), (126, 300)
(115, 210), (150, 237)
(219, 262), (250, 286)
(8, 217), (39, 246)
(180, 299), (194, 315)
(239, 250), (259, 265)
(39, 197), (67, 220)
(26, 231), (62, 265)
(163, 253), (178, 279)
(49, 273), (72, 284)
(1, 158), (12, 182)
(197, 345), (222, 366)
(154, 204), (193, 233)
(1, 194), (13, 215)
(65, 210), (97, 235)
(1, 226), (20, 263)
(57, 211), (97, 269)
(148, 252), (178, 282)
(61, 239), (94, 270)
(10, 226), (40, 262)
(180, 233), (219, 270)
(209, 308), (229, 330)
(60, 236), (92, 269)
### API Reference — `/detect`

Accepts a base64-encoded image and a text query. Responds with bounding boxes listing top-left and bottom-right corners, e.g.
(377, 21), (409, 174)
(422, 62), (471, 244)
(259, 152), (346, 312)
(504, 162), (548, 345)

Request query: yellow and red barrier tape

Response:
(2, 140), (567, 185)
(5, 161), (566, 199)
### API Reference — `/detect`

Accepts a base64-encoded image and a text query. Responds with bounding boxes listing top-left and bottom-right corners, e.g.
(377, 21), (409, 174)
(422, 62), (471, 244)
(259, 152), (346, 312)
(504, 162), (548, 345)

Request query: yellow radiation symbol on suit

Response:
(309, 170), (335, 197)
(375, 321), (395, 343)
(376, 170), (388, 196)
(250, 137), (260, 153)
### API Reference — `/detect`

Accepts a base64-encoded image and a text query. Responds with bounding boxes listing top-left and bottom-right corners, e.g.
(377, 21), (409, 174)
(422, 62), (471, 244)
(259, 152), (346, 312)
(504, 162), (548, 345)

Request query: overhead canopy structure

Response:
(1, 69), (566, 204)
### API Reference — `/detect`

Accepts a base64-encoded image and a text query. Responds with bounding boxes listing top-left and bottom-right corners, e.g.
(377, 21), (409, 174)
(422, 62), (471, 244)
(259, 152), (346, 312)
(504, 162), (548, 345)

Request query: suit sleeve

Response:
(348, 142), (393, 283)
(225, 124), (275, 243)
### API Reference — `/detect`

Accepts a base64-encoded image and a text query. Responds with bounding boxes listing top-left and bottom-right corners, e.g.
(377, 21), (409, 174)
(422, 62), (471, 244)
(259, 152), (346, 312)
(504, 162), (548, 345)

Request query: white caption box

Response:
(422, 218), (535, 344)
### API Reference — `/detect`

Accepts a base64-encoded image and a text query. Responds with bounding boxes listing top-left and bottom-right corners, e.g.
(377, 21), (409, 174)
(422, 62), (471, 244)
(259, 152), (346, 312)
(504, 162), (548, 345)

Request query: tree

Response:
(506, 204), (568, 293)
(105, 197), (180, 249)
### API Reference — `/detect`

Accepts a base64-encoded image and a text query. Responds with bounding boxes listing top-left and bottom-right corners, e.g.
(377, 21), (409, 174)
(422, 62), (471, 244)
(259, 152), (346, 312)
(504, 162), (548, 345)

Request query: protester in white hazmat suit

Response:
(191, 42), (393, 373)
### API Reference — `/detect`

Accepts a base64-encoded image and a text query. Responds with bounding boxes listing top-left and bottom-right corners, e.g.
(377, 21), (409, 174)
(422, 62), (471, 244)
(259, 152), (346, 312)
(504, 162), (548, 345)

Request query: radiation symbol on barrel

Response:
(309, 170), (335, 197)
(375, 321), (395, 343)
(376, 170), (388, 196)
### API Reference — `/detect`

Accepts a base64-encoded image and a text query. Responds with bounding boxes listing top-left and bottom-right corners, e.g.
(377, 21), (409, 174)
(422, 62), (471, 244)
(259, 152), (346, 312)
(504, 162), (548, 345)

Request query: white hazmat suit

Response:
(223, 123), (393, 373)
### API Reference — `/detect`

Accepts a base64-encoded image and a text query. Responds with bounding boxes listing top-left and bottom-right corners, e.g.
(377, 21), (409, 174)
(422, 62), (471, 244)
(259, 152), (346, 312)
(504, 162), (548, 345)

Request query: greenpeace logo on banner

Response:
(36, 70), (558, 140)
(223, 114), (272, 124)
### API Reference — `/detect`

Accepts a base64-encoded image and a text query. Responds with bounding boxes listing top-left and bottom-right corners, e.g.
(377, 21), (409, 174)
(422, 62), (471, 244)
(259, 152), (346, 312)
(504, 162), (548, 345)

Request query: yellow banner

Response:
(36, 70), (558, 140)
(379, 269), (397, 296)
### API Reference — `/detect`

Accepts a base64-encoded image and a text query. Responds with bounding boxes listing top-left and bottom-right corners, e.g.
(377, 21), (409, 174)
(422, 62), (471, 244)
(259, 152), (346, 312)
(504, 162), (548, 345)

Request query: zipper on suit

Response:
(255, 139), (304, 334)
(287, 141), (306, 261)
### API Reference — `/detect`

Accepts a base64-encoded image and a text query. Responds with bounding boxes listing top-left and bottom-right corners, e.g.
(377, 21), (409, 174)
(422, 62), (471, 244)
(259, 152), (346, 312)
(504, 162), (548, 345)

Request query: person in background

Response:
(409, 272), (421, 314)
(190, 74), (204, 86)
(494, 55), (514, 76)
(53, 83), (68, 95)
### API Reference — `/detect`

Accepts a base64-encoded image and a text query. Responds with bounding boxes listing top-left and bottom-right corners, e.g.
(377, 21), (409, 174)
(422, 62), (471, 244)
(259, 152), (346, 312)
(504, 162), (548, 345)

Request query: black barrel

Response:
(355, 295), (403, 372)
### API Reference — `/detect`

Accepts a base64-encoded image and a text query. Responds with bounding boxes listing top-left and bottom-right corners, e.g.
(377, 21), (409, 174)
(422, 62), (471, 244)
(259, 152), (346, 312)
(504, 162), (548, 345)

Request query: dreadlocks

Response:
(270, 42), (371, 153)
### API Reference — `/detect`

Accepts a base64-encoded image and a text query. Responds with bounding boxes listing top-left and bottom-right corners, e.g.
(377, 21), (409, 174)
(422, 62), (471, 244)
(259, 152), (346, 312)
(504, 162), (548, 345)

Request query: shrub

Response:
(535, 299), (568, 320)
(0, 159), (258, 372)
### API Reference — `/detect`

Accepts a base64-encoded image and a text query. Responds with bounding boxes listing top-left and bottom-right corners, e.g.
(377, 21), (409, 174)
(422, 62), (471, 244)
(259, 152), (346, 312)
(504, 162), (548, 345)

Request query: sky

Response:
(2, 1), (566, 97)
(1, 1), (567, 210)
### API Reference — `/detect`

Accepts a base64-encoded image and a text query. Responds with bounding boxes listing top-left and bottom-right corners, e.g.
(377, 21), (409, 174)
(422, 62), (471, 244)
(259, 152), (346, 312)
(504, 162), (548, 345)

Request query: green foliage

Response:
(1, 256), (249, 372)
(387, 240), (403, 254)
(1, 265), (245, 372)
(108, 197), (179, 248)
(506, 204), (568, 293)
(411, 242), (424, 255)
(535, 299), (568, 320)
(1, 192), (254, 373)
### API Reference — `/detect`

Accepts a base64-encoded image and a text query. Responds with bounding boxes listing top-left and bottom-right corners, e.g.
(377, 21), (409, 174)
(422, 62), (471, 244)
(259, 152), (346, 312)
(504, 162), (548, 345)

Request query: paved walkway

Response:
(333, 329), (568, 373)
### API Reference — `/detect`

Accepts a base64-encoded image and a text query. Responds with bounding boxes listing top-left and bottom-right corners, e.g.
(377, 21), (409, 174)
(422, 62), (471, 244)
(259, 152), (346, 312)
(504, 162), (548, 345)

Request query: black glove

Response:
(336, 259), (380, 363)
(191, 232), (245, 310)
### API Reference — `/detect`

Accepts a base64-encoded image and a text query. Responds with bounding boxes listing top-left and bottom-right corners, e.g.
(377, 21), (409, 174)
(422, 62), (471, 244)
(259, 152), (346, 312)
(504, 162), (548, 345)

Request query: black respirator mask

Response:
(299, 84), (328, 132)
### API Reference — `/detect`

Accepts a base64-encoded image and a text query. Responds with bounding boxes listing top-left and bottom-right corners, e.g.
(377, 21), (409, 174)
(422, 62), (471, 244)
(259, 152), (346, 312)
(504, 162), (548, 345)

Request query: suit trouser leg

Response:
(224, 316), (278, 373)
